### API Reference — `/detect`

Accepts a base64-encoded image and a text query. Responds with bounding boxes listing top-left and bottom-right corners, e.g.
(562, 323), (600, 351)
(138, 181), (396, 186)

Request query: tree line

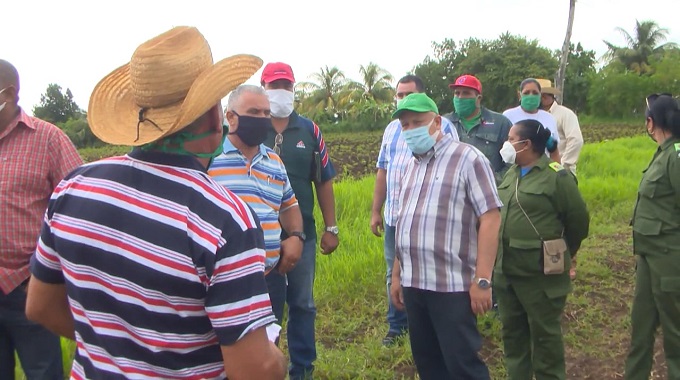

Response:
(34, 20), (678, 148)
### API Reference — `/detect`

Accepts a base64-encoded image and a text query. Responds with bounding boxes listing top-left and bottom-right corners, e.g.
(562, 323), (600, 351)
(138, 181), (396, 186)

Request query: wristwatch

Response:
(325, 225), (339, 235)
(289, 231), (306, 242)
(475, 277), (492, 290)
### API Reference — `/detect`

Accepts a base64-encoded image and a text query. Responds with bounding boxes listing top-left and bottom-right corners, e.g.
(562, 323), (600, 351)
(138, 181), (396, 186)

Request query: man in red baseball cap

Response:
(443, 74), (513, 184)
(259, 62), (339, 380)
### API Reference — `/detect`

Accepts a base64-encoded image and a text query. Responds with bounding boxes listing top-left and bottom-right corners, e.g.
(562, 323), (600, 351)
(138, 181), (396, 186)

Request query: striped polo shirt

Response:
(30, 149), (276, 380)
(376, 117), (458, 227)
(395, 134), (503, 292)
(209, 138), (298, 271)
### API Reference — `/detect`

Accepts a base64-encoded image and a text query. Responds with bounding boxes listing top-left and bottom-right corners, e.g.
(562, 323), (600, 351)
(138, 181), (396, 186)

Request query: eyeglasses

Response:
(274, 133), (283, 155)
(646, 92), (673, 110)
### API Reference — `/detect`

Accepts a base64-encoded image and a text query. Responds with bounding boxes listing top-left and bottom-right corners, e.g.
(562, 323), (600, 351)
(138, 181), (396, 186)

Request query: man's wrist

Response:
(325, 225), (339, 235)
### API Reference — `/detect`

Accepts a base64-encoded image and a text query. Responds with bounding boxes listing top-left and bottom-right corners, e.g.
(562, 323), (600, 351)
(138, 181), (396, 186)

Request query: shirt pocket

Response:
(504, 238), (543, 276)
(474, 131), (500, 157)
(639, 169), (673, 199)
(633, 216), (662, 236)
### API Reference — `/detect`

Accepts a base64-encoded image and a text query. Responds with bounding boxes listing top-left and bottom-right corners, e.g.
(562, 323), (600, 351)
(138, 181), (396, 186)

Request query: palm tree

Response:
(298, 66), (352, 118)
(603, 20), (678, 74)
(356, 62), (395, 103)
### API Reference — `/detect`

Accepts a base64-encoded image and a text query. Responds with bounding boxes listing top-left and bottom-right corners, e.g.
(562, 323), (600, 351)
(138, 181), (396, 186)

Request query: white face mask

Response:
(266, 89), (295, 118)
(500, 140), (527, 164)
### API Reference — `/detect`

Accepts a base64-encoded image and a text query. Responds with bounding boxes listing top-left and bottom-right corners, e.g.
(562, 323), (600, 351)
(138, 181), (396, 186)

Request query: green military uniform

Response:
(625, 138), (680, 380)
(444, 107), (513, 183)
(495, 155), (589, 380)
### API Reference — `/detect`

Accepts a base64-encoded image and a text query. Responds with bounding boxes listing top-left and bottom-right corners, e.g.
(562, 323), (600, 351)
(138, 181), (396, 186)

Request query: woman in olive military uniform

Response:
(625, 94), (680, 380)
(495, 119), (589, 380)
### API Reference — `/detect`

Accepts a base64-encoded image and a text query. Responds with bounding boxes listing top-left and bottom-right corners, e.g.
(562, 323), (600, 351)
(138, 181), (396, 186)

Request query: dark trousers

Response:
(402, 287), (490, 380)
(0, 284), (63, 380)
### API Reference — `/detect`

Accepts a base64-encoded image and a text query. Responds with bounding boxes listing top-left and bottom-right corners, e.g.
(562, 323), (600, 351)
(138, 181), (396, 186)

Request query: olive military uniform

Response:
(495, 155), (589, 380)
(625, 138), (680, 380)
(444, 107), (513, 183)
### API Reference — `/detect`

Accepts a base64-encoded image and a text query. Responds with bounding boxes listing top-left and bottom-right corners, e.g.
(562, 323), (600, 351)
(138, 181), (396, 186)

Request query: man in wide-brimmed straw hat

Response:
(25, 26), (287, 379)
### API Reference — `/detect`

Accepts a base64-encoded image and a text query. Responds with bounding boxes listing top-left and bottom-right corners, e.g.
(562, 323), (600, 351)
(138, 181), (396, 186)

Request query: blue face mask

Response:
(402, 118), (437, 155)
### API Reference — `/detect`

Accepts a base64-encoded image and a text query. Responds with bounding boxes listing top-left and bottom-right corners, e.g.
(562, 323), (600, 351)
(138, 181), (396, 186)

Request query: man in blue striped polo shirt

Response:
(209, 84), (304, 328)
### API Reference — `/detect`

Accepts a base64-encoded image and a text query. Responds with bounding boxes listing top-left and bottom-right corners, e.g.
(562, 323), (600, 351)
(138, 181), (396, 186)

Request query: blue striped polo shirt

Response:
(209, 138), (298, 271)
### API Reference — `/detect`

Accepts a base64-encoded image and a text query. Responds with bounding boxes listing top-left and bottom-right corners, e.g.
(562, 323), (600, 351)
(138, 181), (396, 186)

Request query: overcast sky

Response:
(5, 0), (680, 113)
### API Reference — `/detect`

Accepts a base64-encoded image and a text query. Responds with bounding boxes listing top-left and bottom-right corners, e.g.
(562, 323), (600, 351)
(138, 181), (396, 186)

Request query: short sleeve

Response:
(311, 122), (337, 182)
(465, 152), (504, 217)
(280, 167), (298, 212)
(204, 216), (276, 346)
(30, 213), (65, 284)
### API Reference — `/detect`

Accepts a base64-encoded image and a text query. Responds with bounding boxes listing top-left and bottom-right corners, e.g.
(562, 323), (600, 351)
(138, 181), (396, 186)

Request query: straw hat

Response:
(536, 78), (561, 96)
(88, 26), (263, 146)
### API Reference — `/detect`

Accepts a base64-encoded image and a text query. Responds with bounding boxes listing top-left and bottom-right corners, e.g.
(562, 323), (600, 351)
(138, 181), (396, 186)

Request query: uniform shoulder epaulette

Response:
(549, 162), (565, 172)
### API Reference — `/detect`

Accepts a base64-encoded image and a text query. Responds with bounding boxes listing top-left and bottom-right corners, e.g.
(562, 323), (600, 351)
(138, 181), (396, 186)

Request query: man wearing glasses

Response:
(260, 62), (339, 380)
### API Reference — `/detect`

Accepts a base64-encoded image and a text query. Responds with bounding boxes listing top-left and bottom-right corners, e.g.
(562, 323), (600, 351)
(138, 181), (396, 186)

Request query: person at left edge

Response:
(261, 62), (339, 380)
(209, 84), (304, 337)
(0, 59), (82, 380)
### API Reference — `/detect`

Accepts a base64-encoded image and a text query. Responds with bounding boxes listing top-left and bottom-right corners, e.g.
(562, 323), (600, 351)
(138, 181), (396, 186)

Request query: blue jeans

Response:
(384, 224), (408, 333)
(265, 238), (316, 380)
(0, 282), (63, 380)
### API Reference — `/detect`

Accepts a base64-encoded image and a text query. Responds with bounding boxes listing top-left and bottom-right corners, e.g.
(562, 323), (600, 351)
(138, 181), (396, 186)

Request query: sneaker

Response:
(382, 330), (407, 346)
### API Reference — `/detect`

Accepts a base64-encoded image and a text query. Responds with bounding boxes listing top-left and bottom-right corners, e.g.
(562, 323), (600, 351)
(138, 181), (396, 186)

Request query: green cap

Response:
(392, 93), (439, 118)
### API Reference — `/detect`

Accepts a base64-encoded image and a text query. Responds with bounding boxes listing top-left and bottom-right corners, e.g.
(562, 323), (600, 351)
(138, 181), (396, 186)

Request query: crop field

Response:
(18, 121), (667, 379)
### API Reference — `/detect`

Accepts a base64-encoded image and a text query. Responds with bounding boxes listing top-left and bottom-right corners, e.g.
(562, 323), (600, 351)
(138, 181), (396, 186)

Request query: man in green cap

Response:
(443, 74), (513, 184)
(389, 93), (502, 380)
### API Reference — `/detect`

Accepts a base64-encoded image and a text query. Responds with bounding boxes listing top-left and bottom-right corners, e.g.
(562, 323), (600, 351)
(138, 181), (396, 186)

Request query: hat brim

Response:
(542, 87), (562, 96)
(262, 73), (295, 84)
(88, 54), (263, 146)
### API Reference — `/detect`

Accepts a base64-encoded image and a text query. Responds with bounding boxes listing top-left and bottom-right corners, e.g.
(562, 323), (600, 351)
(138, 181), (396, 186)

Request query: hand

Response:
(320, 231), (339, 255)
(570, 257), (577, 280)
(469, 283), (492, 315)
(370, 211), (383, 237)
(278, 237), (303, 274)
(390, 280), (405, 311)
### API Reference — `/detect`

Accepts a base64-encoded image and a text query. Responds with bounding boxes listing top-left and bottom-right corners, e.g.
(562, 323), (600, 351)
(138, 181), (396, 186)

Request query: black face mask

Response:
(229, 112), (273, 147)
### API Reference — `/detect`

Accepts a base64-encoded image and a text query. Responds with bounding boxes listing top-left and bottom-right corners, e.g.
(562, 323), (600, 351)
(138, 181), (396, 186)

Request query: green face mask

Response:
(520, 94), (541, 112)
(453, 97), (478, 118)
(142, 124), (228, 166)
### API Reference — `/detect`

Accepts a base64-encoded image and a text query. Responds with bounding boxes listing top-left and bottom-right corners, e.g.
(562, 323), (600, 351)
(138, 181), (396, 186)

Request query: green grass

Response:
(17, 135), (660, 379)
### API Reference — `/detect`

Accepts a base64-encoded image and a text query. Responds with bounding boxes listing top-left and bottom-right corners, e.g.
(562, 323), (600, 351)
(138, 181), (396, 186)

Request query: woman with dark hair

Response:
(625, 94), (680, 380)
(494, 119), (589, 380)
(503, 78), (562, 163)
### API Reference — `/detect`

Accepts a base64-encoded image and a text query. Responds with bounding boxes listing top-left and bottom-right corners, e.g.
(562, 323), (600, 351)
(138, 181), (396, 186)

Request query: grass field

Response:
(17, 130), (668, 379)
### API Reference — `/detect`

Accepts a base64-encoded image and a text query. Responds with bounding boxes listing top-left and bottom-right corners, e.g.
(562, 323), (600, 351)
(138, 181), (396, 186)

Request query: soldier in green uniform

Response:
(625, 94), (680, 380)
(494, 119), (590, 380)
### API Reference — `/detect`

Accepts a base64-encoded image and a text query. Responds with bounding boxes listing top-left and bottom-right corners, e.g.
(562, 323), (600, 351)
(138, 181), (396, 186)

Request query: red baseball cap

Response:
(449, 75), (482, 94)
(261, 62), (296, 84)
